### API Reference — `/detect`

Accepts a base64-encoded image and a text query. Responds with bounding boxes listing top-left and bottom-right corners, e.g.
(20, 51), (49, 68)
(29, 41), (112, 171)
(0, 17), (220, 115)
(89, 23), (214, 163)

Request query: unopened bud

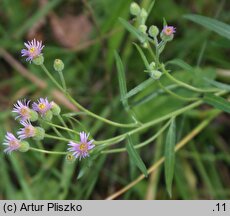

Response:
(65, 153), (76, 164)
(54, 59), (64, 72)
(51, 101), (61, 115)
(130, 2), (141, 16)
(139, 24), (147, 34)
(151, 70), (162, 79)
(149, 25), (159, 37)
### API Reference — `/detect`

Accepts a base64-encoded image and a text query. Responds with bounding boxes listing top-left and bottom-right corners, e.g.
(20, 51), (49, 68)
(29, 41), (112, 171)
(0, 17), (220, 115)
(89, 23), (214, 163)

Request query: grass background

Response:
(0, 0), (230, 199)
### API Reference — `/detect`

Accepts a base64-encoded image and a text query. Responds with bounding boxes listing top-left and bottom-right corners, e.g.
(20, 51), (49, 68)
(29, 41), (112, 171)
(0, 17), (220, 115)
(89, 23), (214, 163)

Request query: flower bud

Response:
(32, 54), (44, 65)
(140, 8), (147, 23)
(42, 110), (53, 121)
(65, 153), (76, 164)
(29, 110), (38, 122)
(33, 127), (45, 141)
(53, 59), (64, 72)
(130, 2), (141, 16)
(149, 25), (159, 37)
(149, 62), (156, 70)
(138, 24), (147, 34)
(151, 70), (162, 80)
(50, 101), (61, 115)
(19, 141), (30, 152)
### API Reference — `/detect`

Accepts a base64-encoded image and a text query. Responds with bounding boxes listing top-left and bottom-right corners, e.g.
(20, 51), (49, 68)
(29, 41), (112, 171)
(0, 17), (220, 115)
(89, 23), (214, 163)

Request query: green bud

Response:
(138, 24), (147, 34)
(140, 8), (147, 23)
(42, 110), (53, 121)
(149, 62), (156, 70)
(29, 110), (38, 122)
(142, 42), (148, 49)
(19, 141), (30, 152)
(51, 101), (61, 115)
(149, 25), (159, 37)
(53, 59), (64, 72)
(151, 70), (162, 80)
(130, 2), (141, 16)
(65, 153), (76, 164)
(32, 54), (44, 65)
(33, 127), (45, 141)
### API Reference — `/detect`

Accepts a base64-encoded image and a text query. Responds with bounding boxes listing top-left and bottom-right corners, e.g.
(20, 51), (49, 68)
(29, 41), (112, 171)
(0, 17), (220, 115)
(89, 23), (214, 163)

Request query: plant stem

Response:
(58, 70), (67, 92)
(102, 119), (171, 154)
(161, 64), (218, 93)
(40, 63), (138, 128)
(157, 80), (198, 101)
(30, 147), (67, 155)
(44, 134), (72, 142)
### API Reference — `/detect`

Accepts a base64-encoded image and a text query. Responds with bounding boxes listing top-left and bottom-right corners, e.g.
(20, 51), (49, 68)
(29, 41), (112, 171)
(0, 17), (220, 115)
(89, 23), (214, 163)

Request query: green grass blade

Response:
(114, 51), (129, 110)
(203, 94), (230, 113)
(126, 135), (148, 177)
(147, 0), (155, 16)
(164, 117), (176, 197)
(184, 14), (230, 40)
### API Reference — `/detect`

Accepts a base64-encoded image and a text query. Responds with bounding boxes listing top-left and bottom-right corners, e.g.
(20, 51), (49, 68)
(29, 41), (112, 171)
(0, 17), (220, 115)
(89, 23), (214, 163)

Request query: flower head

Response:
(162, 26), (176, 36)
(3, 132), (21, 154)
(17, 121), (36, 140)
(67, 132), (95, 160)
(21, 39), (44, 63)
(32, 97), (52, 116)
(12, 99), (31, 121)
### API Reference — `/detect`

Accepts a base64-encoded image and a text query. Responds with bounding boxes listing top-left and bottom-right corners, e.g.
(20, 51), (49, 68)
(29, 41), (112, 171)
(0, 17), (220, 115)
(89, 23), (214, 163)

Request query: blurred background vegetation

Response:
(0, 0), (230, 199)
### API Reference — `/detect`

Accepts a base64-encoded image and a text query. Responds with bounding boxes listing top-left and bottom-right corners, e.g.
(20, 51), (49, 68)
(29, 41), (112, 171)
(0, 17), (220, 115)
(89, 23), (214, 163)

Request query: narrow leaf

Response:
(119, 18), (146, 43)
(125, 78), (154, 99)
(126, 135), (148, 177)
(184, 14), (230, 40)
(133, 43), (150, 70)
(164, 118), (176, 197)
(204, 78), (230, 91)
(203, 94), (230, 113)
(114, 51), (129, 109)
(167, 58), (193, 71)
(147, 0), (155, 16)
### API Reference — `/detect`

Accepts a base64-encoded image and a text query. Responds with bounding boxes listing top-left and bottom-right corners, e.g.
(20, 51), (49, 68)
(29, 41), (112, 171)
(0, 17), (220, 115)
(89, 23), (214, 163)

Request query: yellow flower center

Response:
(20, 107), (29, 116)
(79, 143), (87, 152)
(25, 127), (32, 136)
(29, 47), (36, 53)
(38, 103), (46, 110)
(9, 140), (19, 148)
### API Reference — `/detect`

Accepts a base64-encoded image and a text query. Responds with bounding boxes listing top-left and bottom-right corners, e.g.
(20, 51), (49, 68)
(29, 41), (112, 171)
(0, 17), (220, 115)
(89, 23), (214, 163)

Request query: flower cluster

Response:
(3, 97), (55, 154)
(3, 95), (95, 160)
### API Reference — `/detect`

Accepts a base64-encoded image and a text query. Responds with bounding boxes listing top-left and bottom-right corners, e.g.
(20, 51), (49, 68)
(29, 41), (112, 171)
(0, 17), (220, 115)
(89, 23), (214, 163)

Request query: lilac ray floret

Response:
(21, 38), (44, 63)
(67, 132), (95, 160)
(3, 132), (21, 154)
(17, 121), (35, 140)
(162, 26), (176, 36)
(32, 97), (52, 116)
(12, 99), (31, 121)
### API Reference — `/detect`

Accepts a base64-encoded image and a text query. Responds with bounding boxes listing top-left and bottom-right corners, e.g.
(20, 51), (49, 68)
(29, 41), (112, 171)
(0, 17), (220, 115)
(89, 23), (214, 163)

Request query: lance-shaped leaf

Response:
(184, 14), (230, 40)
(126, 135), (148, 177)
(203, 94), (230, 114)
(164, 117), (176, 197)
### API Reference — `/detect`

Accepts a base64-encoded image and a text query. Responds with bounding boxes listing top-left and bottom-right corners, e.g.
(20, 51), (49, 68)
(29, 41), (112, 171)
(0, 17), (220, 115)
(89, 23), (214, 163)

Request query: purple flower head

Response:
(3, 132), (21, 154)
(32, 97), (52, 116)
(67, 132), (95, 160)
(17, 121), (35, 140)
(162, 26), (176, 36)
(21, 39), (44, 63)
(12, 99), (31, 121)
